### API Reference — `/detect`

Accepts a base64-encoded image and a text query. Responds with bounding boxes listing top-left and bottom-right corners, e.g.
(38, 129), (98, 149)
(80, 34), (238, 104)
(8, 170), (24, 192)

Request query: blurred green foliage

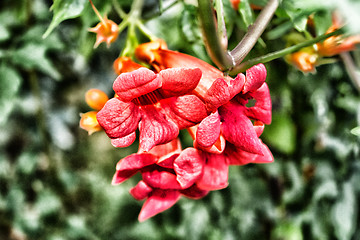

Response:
(0, 0), (360, 239)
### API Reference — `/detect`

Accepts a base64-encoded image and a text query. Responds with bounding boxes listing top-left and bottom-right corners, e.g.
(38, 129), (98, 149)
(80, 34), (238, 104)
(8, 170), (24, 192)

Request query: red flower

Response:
(112, 139), (211, 221)
(135, 40), (272, 159)
(96, 67), (208, 151)
(189, 64), (273, 163)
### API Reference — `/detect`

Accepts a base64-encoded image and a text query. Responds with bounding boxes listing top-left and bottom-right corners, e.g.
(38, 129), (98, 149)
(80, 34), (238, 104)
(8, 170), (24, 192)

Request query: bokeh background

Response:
(1, 0), (360, 239)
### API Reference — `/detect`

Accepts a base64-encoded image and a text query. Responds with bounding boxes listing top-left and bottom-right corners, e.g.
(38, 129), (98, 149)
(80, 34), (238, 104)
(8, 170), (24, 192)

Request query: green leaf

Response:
(43, 0), (87, 39)
(312, 10), (332, 36)
(11, 43), (60, 80)
(0, 24), (10, 42)
(332, 183), (357, 240)
(272, 221), (303, 240)
(263, 112), (296, 154)
(181, 4), (202, 43)
(350, 126), (360, 136)
(0, 64), (22, 125)
(239, 0), (254, 28)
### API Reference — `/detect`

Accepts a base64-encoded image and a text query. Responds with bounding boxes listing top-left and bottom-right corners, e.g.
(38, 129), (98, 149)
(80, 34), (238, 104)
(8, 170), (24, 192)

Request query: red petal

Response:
(112, 154), (156, 184)
(225, 142), (274, 165)
(139, 105), (179, 152)
(244, 83), (272, 124)
(148, 138), (182, 157)
(181, 184), (209, 199)
(243, 64), (267, 93)
(113, 68), (162, 102)
(173, 148), (204, 189)
(204, 78), (231, 112)
(196, 111), (221, 148)
(253, 121), (265, 137)
(156, 154), (179, 169)
(116, 153), (157, 171)
(97, 98), (140, 139)
(220, 103), (264, 155)
(130, 180), (153, 200)
(138, 189), (181, 222)
(159, 68), (202, 97)
(142, 169), (182, 189)
(196, 153), (228, 190)
(112, 169), (138, 185)
(111, 132), (136, 148)
(161, 95), (208, 129)
(204, 74), (245, 112)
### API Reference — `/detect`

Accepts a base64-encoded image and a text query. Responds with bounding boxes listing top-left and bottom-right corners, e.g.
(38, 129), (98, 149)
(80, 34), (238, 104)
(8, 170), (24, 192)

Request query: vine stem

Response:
(341, 52), (360, 92)
(230, 0), (279, 66)
(197, 0), (233, 71)
(229, 28), (345, 75)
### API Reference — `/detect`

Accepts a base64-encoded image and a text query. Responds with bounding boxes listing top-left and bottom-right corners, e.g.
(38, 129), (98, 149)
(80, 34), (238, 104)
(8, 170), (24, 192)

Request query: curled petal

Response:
(180, 184), (209, 199)
(204, 74), (245, 112)
(112, 169), (138, 185)
(174, 148), (204, 189)
(161, 95), (208, 129)
(159, 68), (202, 97)
(138, 189), (181, 222)
(243, 64), (267, 93)
(116, 153), (157, 171)
(196, 153), (228, 190)
(195, 135), (226, 154)
(130, 180), (153, 200)
(113, 68), (162, 102)
(204, 78), (230, 112)
(149, 137), (182, 156)
(244, 83), (272, 124)
(196, 111), (221, 148)
(139, 105), (179, 151)
(97, 98), (140, 139)
(225, 142), (274, 165)
(112, 153), (157, 184)
(220, 103), (264, 155)
(111, 132), (136, 148)
(142, 169), (182, 189)
(156, 154), (179, 169)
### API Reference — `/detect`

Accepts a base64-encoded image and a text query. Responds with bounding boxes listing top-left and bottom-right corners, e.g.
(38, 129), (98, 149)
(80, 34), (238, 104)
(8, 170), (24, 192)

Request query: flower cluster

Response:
(87, 40), (273, 221)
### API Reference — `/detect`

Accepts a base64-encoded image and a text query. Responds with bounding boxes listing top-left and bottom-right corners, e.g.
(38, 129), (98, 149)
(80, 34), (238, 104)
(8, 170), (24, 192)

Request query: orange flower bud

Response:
(289, 50), (318, 73)
(89, 16), (119, 48)
(135, 39), (168, 71)
(317, 35), (360, 57)
(113, 56), (143, 75)
(79, 111), (102, 135)
(85, 89), (109, 111)
(316, 14), (360, 57)
(230, 0), (240, 10)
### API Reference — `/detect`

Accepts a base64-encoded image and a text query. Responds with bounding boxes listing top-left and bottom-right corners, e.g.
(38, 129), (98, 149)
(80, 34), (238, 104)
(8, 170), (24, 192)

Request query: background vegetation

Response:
(0, 0), (359, 239)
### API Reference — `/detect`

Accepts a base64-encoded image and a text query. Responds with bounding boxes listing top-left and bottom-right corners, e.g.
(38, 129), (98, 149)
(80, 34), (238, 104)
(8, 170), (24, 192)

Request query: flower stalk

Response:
(229, 0), (279, 66)
(197, 0), (233, 71)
